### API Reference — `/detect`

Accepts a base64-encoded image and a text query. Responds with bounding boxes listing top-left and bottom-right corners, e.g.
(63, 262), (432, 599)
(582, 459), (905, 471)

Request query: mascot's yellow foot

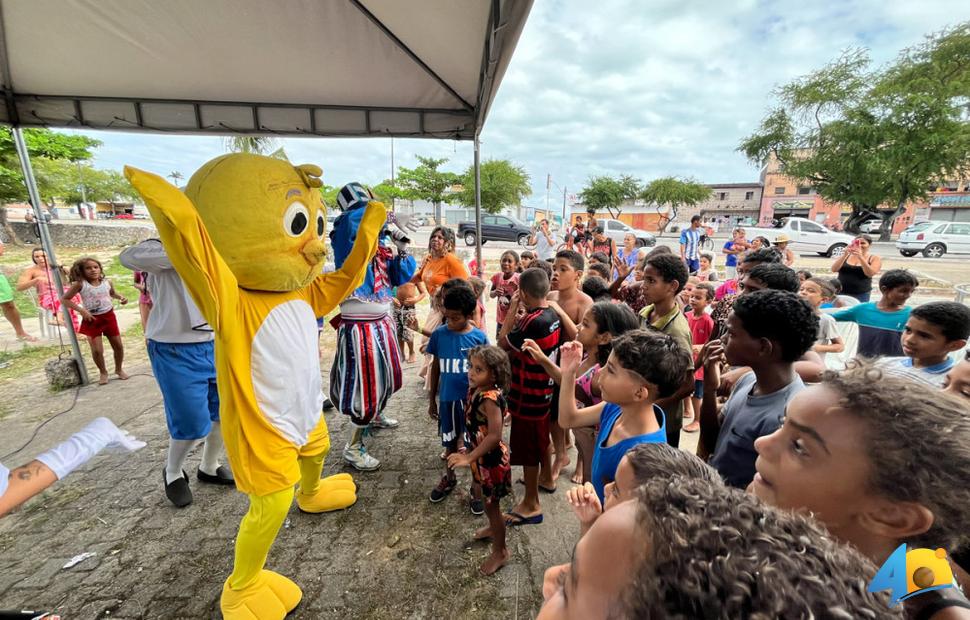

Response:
(221, 570), (302, 620)
(319, 473), (356, 493)
(296, 480), (357, 513)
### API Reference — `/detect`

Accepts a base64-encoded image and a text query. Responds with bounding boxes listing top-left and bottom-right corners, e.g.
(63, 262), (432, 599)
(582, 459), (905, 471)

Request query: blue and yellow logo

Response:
(868, 544), (954, 606)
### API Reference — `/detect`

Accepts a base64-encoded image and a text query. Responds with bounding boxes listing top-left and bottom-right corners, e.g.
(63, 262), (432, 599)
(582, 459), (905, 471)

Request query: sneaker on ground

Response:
(343, 444), (380, 472)
(371, 414), (400, 429)
(429, 476), (457, 503)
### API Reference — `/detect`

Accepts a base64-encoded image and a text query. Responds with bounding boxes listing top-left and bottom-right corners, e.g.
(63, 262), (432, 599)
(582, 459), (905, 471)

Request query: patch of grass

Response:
(5, 274), (38, 319)
(0, 342), (63, 381)
(124, 320), (144, 340)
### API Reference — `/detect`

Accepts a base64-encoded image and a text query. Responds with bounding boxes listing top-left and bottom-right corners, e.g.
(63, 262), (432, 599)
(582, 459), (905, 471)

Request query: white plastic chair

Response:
(24, 288), (50, 339)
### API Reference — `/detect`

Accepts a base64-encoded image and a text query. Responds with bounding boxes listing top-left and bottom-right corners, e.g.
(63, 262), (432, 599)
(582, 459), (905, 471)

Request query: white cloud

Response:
(68, 0), (964, 209)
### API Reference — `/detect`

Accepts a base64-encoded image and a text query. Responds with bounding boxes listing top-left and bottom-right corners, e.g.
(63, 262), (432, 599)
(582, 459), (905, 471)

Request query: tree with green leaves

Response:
(578, 174), (640, 219)
(168, 171), (184, 187)
(0, 127), (101, 203)
(453, 159), (531, 215)
(319, 183), (340, 211)
(371, 179), (412, 207)
(224, 136), (288, 160)
(640, 177), (712, 234)
(739, 23), (970, 239)
(395, 156), (459, 224)
(0, 127), (101, 242)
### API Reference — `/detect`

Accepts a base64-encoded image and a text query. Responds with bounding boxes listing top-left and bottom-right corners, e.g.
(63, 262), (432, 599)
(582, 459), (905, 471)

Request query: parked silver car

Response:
(896, 220), (970, 258)
(595, 218), (656, 247)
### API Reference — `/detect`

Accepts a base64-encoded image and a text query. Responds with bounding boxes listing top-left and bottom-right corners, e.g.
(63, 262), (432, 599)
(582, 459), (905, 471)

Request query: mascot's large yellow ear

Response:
(124, 166), (190, 220)
(295, 164), (323, 188)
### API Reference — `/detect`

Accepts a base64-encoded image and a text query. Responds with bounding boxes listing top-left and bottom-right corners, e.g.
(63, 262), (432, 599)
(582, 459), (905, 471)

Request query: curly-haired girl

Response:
(446, 344), (512, 576)
(61, 257), (128, 384)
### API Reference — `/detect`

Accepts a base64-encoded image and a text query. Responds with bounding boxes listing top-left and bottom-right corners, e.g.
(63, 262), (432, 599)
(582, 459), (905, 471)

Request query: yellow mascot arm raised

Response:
(124, 166), (238, 331)
(306, 200), (386, 317)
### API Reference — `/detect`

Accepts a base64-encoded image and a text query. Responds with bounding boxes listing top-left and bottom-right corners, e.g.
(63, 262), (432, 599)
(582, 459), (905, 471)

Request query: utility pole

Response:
(545, 173), (550, 219)
(562, 186), (567, 225)
(390, 138), (395, 211)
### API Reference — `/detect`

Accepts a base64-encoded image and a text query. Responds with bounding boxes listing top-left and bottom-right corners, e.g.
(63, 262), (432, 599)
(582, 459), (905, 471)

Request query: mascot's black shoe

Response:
(198, 465), (235, 486)
(164, 469), (193, 508)
(322, 398), (335, 411)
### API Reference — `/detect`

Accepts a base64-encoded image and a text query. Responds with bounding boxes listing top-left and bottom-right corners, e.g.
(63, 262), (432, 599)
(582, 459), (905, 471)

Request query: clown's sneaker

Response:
(343, 443), (380, 471)
(221, 570), (301, 620)
(371, 414), (399, 429)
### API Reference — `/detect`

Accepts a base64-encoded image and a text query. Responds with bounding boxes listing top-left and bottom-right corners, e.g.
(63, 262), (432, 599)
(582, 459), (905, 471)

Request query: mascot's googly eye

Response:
(283, 201), (310, 237)
(316, 212), (325, 239)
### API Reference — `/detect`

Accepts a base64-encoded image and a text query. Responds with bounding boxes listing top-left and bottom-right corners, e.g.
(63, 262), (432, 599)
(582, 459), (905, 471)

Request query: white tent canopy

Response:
(2, 0), (532, 385)
(0, 0), (532, 139)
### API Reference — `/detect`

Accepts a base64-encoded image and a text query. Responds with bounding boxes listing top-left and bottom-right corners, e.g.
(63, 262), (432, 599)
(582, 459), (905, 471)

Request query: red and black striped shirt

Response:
(507, 306), (562, 418)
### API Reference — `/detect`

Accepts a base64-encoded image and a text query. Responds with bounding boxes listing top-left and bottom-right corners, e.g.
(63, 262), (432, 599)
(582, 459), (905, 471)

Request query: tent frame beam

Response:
(3, 92), (474, 139)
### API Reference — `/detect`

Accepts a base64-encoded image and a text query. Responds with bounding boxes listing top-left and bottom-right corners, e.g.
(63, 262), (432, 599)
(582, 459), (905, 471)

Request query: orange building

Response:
(757, 154), (938, 234)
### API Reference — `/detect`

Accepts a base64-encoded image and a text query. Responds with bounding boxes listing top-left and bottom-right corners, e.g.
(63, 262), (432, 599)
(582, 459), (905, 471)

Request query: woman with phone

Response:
(831, 234), (881, 302)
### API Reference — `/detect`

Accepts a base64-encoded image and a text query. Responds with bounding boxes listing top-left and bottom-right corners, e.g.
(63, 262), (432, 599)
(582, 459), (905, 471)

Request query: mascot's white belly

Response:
(250, 299), (323, 446)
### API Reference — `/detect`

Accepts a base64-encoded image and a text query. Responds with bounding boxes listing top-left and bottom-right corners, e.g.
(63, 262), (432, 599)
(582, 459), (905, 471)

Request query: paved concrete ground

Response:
(0, 335), (701, 619)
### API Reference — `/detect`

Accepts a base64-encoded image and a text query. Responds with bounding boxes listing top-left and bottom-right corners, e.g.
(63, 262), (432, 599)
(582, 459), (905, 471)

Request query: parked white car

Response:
(595, 218), (656, 247)
(896, 220), (970, 258)
(743, 217), (856, 257)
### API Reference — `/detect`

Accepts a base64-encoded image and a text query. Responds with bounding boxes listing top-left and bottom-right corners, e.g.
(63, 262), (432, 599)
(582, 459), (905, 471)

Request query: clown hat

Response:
(336, 182), (373, 212)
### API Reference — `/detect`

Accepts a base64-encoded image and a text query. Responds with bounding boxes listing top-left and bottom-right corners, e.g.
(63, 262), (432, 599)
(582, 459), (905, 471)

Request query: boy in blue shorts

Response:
(426, 282), (488, 503)
(875, 301), (970, 388)
(828, 269), (918, 358)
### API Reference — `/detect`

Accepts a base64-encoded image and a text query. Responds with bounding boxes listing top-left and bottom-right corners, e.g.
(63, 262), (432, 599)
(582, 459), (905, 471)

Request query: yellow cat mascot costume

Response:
(125, 154), (385, 619)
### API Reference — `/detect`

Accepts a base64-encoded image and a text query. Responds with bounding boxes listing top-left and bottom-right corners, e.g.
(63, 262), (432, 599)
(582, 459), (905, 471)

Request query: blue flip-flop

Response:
(505, 511), (543, 526)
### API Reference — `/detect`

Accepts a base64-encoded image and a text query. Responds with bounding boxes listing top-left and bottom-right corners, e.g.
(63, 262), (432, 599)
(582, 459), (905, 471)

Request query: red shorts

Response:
(509, 414), (551, 467)
(79, 309), (119, 339)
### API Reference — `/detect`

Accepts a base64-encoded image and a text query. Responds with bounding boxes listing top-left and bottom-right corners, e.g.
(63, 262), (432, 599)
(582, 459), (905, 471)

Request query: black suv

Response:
(458, 215), (533, 246)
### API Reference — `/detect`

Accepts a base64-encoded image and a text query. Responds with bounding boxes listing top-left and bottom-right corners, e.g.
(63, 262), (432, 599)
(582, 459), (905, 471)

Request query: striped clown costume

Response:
(329, 183), (416, 471)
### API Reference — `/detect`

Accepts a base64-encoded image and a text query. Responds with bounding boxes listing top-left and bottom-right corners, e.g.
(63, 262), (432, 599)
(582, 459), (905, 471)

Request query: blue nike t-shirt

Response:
(426, 325), (488, 402)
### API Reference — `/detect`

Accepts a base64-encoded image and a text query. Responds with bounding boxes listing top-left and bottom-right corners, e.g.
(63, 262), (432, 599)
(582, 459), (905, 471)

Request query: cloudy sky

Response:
(70, 0), (963, 208)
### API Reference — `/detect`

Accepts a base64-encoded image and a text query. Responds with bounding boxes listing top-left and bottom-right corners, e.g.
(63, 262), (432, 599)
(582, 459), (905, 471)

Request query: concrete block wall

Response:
(8, 221), (155, 248)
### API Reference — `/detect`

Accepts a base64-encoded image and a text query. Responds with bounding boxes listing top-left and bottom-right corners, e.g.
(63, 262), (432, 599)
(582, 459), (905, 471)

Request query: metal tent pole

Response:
(12, 127), (90, 385)
(473, 133), (483, 277)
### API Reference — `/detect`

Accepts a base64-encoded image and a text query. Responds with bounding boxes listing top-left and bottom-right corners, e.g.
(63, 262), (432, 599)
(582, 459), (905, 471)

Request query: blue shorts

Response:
(439, 399), (467, 450)
(693, 379), (704, 399)
(148, 340), (220, 440)
(686, 258), (700, 274)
